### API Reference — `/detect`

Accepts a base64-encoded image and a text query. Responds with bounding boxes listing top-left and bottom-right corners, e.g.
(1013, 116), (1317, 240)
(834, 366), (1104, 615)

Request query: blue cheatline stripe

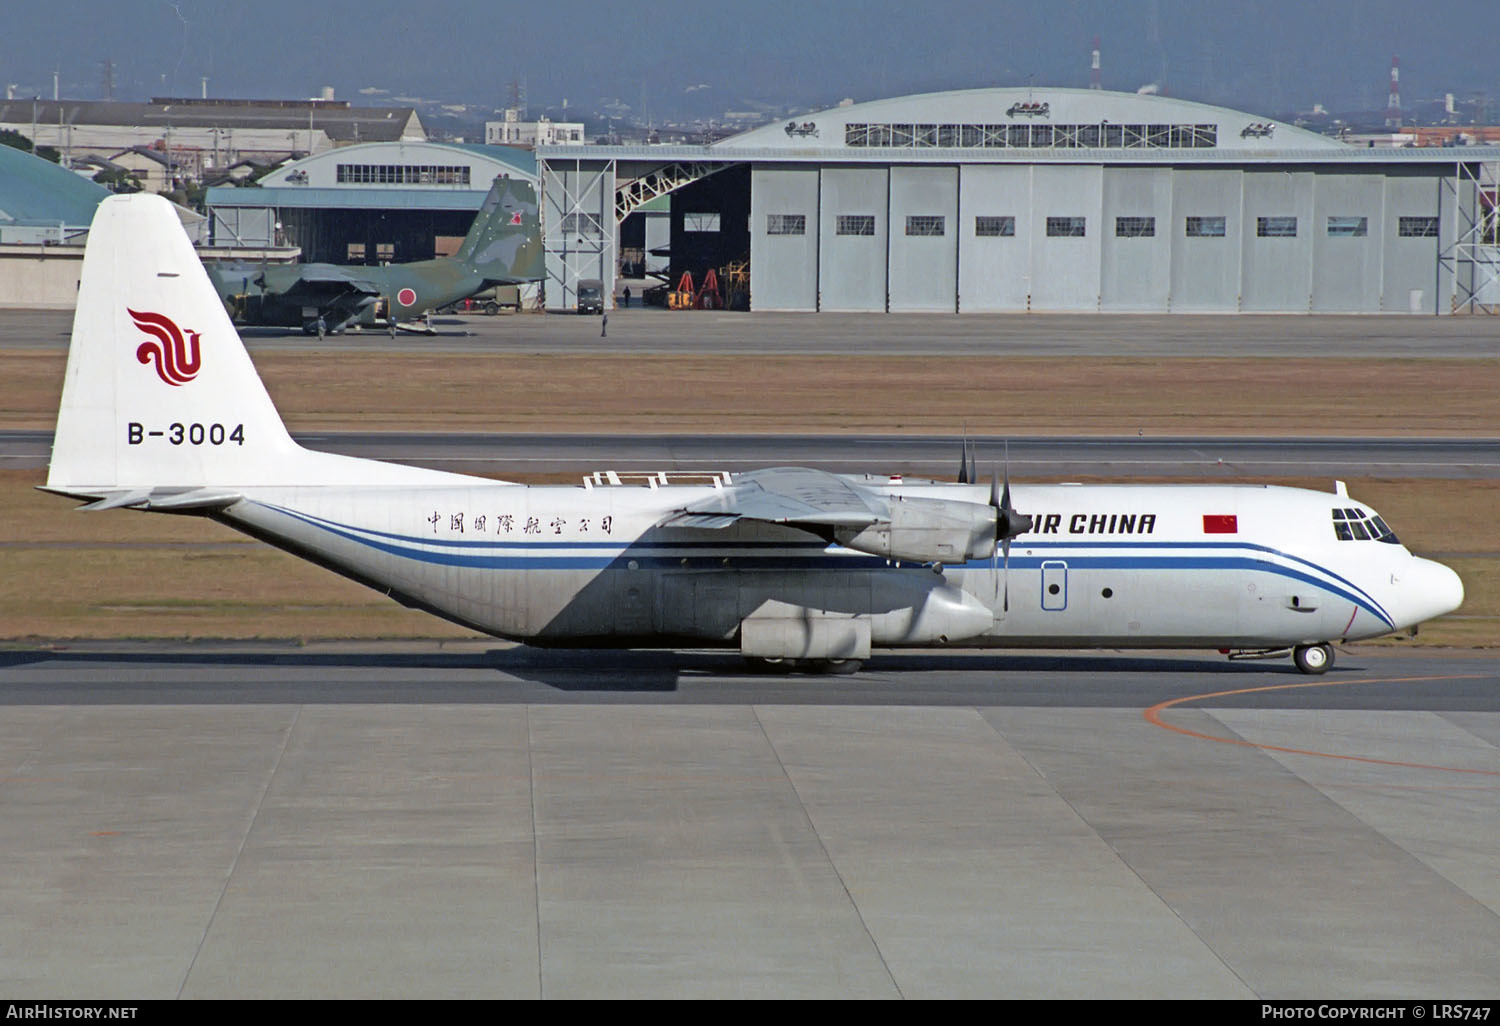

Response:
(1002, 538), (1389, 622)
(249, 502), (1393, 628)
(1001, 555), (1390, 627)
(965, 539), (1392, 626)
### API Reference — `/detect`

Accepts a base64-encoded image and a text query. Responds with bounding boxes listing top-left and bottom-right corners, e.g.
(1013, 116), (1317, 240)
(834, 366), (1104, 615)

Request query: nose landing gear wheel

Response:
(1293, 643), (1334, 675)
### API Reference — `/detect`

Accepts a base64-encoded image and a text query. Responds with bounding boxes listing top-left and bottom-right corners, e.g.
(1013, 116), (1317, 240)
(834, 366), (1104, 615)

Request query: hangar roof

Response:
(262, 140), (532, 184)
(208, 142), (537, 210)
(716, 87), (1343, 153)
(0, 143), (109, 227)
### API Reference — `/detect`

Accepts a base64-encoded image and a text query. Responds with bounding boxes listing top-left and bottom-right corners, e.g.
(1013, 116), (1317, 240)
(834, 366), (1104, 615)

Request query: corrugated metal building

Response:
(537, 87), (1500, 314)
(0, 98), (424, 172)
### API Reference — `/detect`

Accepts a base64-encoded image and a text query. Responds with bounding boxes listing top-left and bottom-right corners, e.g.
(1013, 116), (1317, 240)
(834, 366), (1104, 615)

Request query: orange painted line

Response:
(1143, 673), (1500, 776)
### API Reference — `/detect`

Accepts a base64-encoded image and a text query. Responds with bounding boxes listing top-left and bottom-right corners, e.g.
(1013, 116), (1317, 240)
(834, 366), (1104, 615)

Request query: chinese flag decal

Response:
(1203, 514), (1238, 534)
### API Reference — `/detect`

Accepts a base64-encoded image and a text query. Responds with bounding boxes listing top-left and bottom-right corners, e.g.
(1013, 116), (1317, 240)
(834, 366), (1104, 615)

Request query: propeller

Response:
(989, 445), (1034, 612)
(957, 432), (976, 484)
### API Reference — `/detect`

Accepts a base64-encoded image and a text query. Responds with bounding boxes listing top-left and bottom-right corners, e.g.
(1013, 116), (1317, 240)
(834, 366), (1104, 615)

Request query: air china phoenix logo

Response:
(128, 308), (202, 386)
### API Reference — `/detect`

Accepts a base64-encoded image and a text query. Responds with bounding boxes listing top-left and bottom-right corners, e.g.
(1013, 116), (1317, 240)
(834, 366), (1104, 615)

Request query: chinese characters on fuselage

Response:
(427, 511), (613, 536)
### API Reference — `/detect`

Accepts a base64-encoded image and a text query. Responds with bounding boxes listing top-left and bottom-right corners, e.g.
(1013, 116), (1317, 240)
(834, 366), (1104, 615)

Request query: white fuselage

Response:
(216, 477), (1462, 651)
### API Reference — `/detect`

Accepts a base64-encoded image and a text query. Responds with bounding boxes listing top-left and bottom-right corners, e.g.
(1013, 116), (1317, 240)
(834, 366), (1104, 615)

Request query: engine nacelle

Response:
(833, 495), (997, 564)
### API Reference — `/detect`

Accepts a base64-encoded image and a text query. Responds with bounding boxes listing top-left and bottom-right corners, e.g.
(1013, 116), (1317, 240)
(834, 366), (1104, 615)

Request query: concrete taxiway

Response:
(2, 644), (1497, 999)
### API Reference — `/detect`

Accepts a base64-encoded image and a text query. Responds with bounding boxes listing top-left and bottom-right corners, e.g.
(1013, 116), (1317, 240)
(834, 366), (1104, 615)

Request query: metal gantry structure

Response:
(537, 151), (734, 310)
(539, 156), (615, 311)
(1440, 157), (1500, 313)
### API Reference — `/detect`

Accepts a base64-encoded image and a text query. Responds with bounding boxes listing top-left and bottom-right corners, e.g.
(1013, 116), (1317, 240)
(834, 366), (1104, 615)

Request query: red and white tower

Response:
(1090, 36), (1102, 90)
(1386, 55), (1402, 128)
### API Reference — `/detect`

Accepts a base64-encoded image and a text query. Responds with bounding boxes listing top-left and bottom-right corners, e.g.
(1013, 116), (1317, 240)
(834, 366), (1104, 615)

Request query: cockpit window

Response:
(1331, 508), (1399, 544)
(1369, 515), (1399, 543)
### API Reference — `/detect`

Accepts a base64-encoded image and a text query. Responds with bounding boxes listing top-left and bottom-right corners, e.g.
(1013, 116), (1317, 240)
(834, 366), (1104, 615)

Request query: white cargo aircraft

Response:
(44, 195), (1465, 674)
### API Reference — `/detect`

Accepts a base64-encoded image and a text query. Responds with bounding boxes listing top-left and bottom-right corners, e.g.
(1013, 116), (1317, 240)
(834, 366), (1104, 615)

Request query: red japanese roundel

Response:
(397, 288), (417, 307)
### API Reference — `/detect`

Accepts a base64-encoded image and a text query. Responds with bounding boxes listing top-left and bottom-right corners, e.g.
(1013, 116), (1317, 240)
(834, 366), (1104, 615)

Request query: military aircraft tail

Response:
(46, 193), (474, 502)
(453, 176), (545, 285)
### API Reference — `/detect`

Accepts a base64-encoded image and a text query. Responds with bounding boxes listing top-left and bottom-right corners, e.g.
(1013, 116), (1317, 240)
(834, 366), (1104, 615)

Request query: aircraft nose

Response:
(1398, 557), (1465, 628)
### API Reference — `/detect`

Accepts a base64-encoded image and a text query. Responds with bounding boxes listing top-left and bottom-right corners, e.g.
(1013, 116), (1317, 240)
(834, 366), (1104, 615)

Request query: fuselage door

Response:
(614, 563), (655, 635)
(1041, 560), (1068, 611)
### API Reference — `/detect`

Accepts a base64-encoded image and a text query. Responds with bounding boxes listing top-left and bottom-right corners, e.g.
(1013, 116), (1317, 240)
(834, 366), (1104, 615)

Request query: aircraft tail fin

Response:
(47, 193), (308, 497)
(47, 193), (503, 499)
(454, 176), (544, 284)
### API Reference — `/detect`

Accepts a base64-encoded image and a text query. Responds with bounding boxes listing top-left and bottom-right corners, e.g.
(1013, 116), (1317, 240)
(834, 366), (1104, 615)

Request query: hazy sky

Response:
(5, 0), (1496, 117)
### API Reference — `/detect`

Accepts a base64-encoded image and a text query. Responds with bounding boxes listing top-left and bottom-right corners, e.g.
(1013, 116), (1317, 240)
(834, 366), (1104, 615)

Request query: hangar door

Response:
(818, 168), (889, 311)
(888, 166), (958, 312)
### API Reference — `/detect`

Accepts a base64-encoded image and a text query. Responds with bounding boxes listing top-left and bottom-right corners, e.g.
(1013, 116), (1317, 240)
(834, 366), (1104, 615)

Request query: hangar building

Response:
(204, 140), (536, 265)
(536, 87), (1500, 314)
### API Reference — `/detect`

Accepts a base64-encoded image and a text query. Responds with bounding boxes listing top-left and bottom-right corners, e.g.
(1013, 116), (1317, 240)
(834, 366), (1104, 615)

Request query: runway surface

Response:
(4, 307), (1500, 357)
(6, 429), (1499, 478)
(3, 642), (1498, 998)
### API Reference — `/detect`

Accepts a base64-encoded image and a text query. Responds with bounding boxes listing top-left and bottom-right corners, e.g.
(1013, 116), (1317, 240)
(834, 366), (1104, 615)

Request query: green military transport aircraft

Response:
(208, 176), (542, 336)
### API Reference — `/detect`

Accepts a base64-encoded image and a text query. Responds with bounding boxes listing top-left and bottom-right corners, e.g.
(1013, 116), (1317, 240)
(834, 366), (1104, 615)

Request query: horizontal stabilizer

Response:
(134, 488), (243, 511)
(38, 485), (242, 512)
(65, 488), (150, 511)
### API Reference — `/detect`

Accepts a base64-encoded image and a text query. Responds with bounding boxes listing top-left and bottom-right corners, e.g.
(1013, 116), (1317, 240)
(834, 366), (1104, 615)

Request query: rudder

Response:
(454, 176), (544, 284)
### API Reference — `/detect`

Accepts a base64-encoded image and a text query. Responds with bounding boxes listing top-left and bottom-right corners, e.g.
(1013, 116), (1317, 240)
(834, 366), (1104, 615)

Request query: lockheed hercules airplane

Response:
(44, 195), (1465, 674)
(206, 176), (542, 337)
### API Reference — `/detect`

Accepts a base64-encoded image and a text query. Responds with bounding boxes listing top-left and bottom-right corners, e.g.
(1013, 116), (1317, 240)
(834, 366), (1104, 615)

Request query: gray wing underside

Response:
(657, 467), (885, 531)
(280, 265), (383, 297)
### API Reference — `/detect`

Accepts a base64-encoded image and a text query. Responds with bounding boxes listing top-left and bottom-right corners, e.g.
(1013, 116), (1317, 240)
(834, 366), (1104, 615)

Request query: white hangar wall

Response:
(746, 162), (1460, 314)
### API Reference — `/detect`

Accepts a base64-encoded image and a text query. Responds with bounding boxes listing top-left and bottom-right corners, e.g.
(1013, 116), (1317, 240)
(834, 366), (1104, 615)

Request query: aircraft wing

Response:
(273, 264), (383, 297)
(658, 467), (886, 531)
